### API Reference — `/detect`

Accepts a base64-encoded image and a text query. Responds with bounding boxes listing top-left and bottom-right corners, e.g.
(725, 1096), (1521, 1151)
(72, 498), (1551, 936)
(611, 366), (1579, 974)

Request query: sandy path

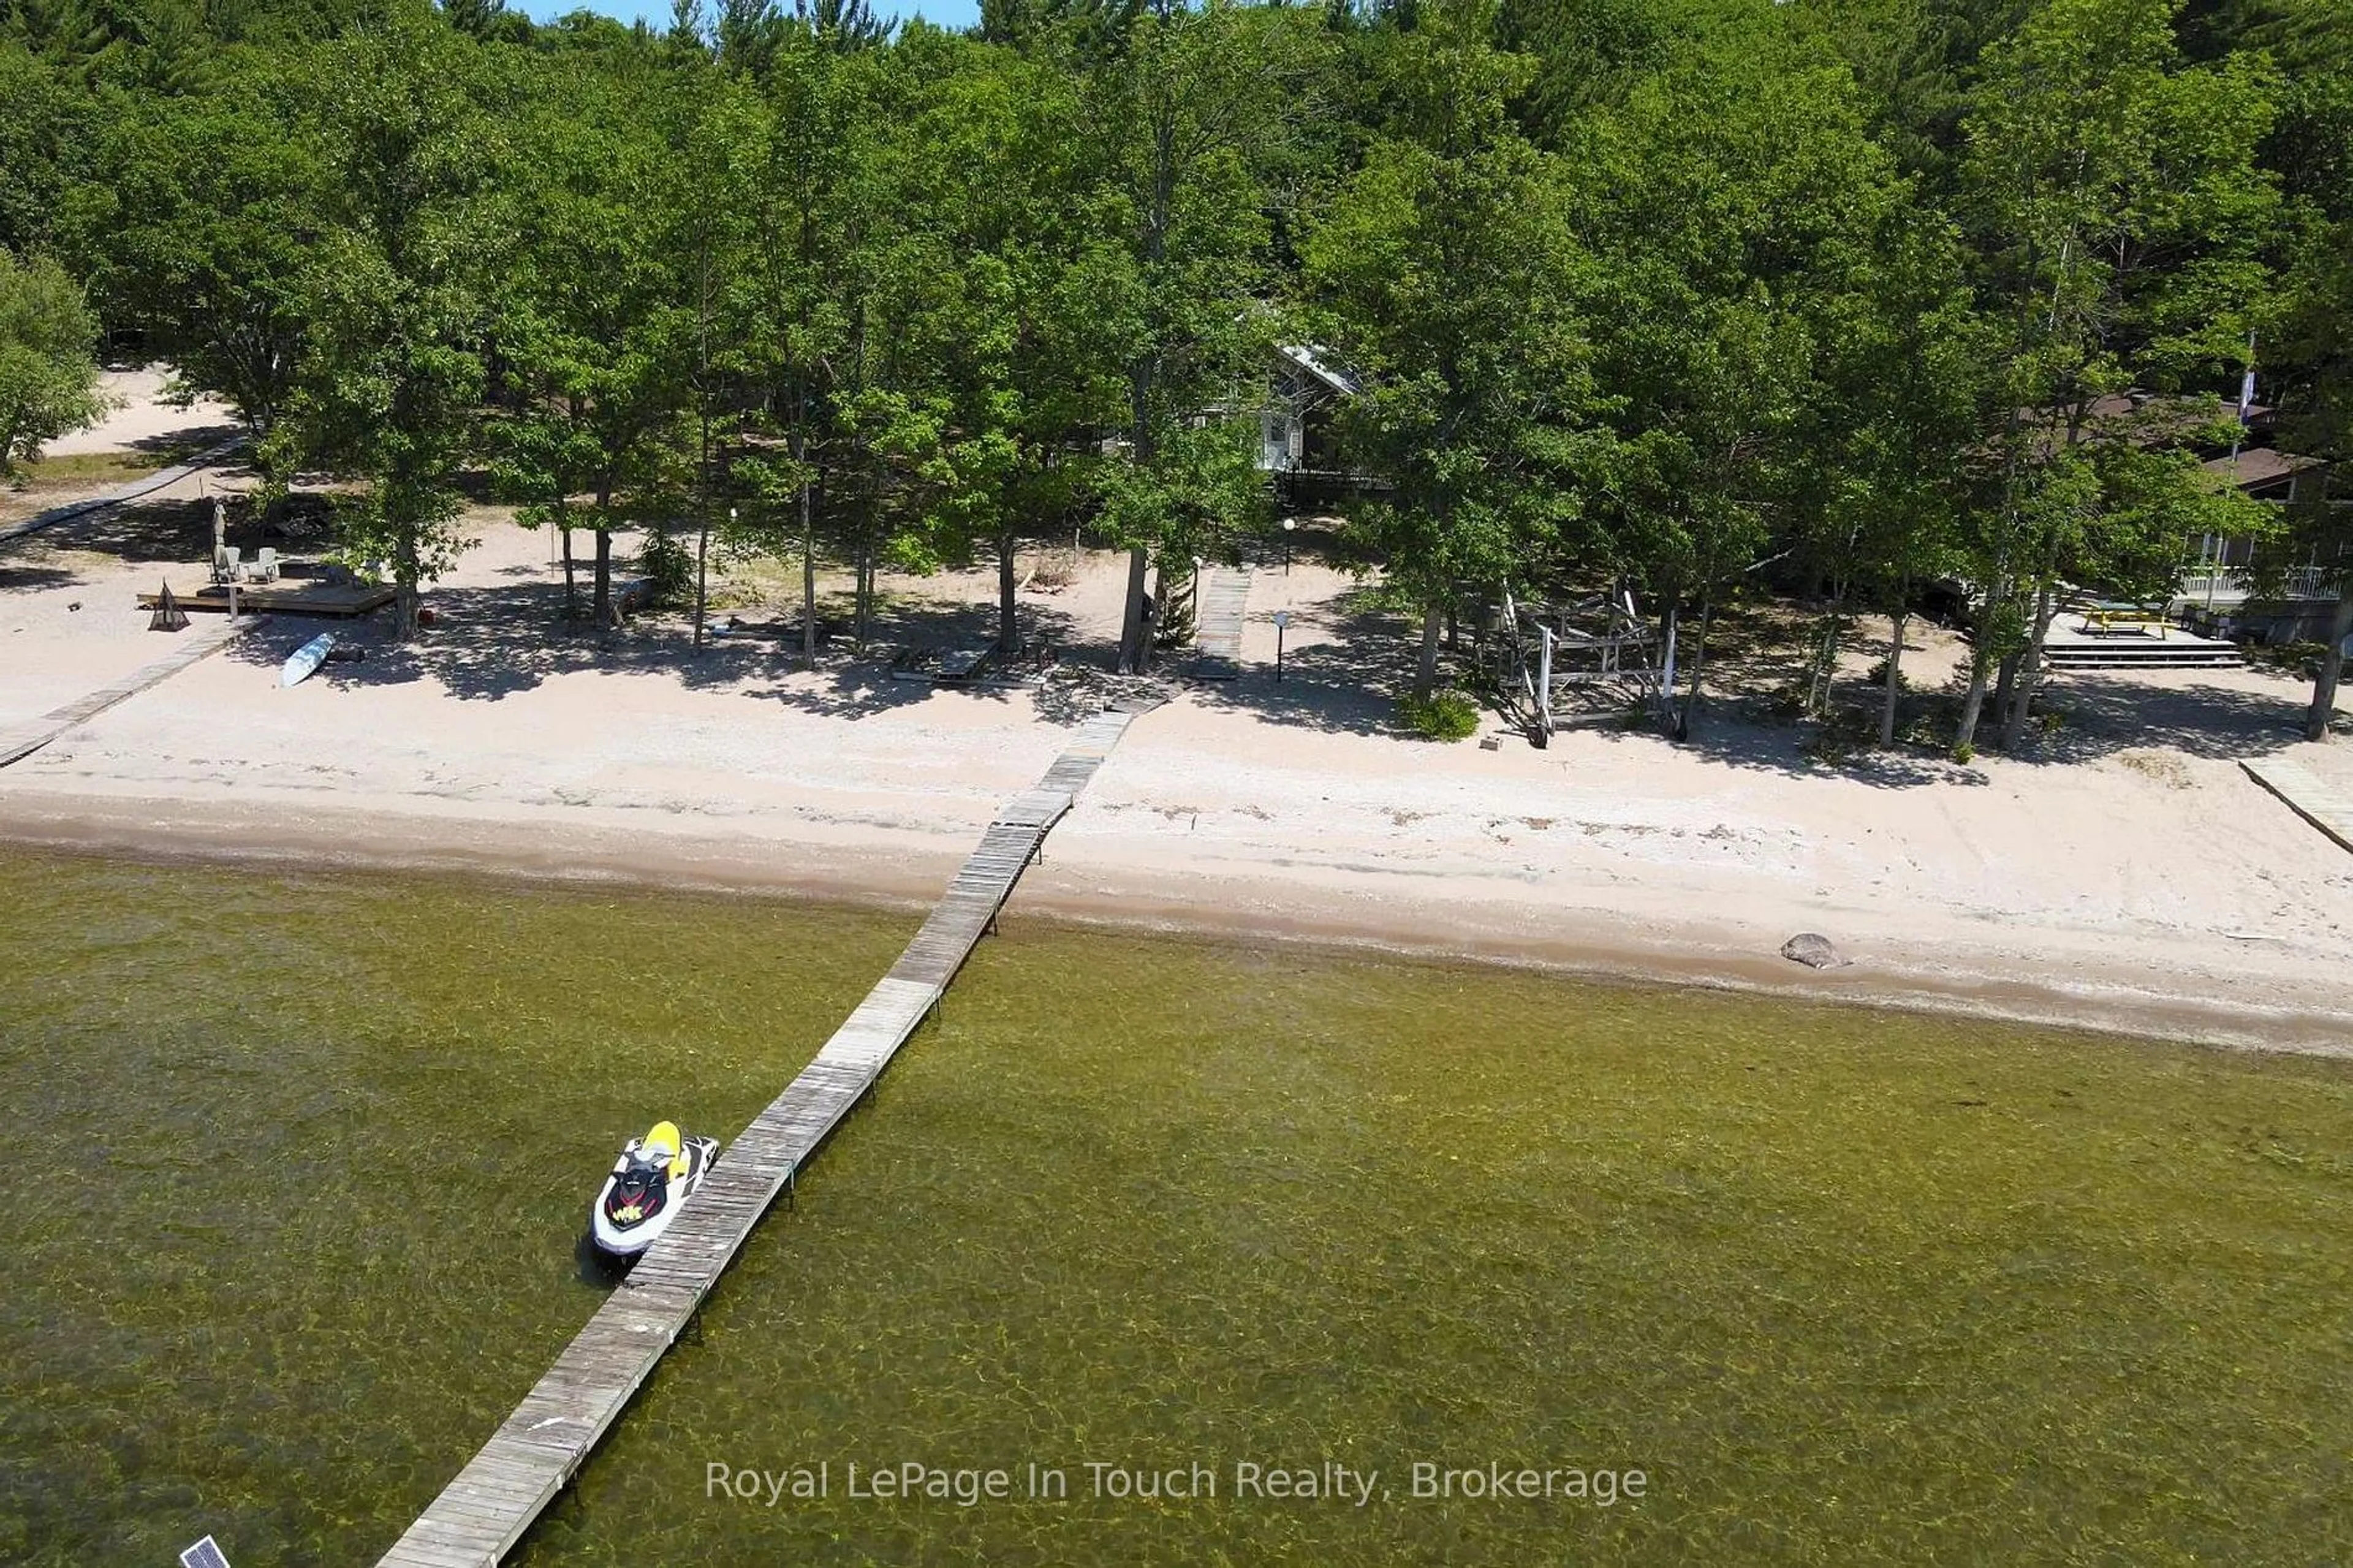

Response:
(41, 367), (238, 456)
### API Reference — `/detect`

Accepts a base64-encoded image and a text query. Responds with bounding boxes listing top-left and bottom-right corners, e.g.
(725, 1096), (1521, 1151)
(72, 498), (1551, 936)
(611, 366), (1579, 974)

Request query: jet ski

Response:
(589, 1121), (720, 1261)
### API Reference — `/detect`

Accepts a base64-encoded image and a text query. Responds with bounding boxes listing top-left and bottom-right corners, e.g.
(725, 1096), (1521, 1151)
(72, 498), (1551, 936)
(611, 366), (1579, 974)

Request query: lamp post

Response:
(1281, 516), (1296, 575)
(1273, 608), (1291, 683)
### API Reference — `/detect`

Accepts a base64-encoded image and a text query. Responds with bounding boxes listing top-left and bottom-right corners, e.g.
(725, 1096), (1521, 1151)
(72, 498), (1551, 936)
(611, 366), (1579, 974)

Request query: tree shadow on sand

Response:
(1153, 558), (2330, 786)
(226, 577), (1098, 713)
(123, 422), (244, 461)
(1173, 593), (1427, 738)
(0, 559), (83, 594)
(1607, 664), (2328, 788)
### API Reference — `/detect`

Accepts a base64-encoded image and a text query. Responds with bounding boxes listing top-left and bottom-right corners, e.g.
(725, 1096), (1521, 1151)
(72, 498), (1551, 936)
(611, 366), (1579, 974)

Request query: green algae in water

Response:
(4, 851), (2352, 1564)
(0, 848), (909, 1566)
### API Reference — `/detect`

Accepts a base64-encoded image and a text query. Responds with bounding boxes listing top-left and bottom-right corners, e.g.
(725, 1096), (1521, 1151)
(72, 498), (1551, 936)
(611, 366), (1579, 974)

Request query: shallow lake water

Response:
(3, 847), (2349, 1564)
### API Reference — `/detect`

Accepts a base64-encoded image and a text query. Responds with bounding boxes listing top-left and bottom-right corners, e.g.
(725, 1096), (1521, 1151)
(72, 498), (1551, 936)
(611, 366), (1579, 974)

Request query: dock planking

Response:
(137, 580), (397, 618)
(0, 434), (244, 545)
(1189, 566), (1254, 681)
(2242, 757), (2353, 855)
(375, 704), (1147, 1568)
(0, 614), (265, 769)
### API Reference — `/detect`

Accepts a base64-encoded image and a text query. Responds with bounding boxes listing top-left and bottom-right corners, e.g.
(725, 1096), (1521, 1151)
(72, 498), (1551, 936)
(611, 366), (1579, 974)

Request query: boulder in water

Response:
(1780, 933), (1849, 970)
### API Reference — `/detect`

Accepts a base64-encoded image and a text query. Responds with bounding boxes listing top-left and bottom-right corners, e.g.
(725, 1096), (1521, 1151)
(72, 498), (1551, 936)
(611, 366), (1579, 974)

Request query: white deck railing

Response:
(2175, 564), (2331, 604)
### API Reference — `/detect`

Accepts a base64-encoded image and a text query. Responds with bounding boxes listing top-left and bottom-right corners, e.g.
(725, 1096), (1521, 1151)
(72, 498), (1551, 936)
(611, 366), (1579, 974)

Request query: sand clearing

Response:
(2, 426), (2351, 1051)
(40, 366), (238, 458)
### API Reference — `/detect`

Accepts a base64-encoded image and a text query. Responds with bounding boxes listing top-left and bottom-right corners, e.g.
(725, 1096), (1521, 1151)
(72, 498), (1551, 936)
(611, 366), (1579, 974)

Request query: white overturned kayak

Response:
(280, 632), (335, 687)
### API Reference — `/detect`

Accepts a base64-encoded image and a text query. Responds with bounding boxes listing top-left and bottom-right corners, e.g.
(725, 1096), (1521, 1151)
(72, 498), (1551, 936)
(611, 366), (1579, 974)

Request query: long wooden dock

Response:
(376, 703), (1147, 1568)
(0, 615), (264, 769)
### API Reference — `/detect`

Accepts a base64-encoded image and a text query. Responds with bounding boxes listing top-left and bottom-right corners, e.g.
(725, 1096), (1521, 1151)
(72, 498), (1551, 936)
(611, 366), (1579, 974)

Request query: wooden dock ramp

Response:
(0, 615), (263, 770)
(1189, 566), (1254, 681)
(376, 703), (1146, 1568)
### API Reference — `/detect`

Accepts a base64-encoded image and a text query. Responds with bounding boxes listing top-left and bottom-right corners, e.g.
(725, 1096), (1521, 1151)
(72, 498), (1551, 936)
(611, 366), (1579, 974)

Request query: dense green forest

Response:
(2, 0), (2349, 750)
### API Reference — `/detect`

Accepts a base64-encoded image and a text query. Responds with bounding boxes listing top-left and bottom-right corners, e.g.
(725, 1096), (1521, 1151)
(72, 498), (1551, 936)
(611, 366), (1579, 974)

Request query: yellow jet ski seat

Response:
(643, 1120), (688, 1182)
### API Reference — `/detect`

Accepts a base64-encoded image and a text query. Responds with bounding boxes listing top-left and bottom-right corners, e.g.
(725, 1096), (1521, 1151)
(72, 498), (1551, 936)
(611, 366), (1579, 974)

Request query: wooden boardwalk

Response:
(0, 435), (243, 545)
(2243, 757), (2353, 855)
(0, 615), (263, 769)
(1190, 566), (1254, 681)
(376, 704), (1148, 1568)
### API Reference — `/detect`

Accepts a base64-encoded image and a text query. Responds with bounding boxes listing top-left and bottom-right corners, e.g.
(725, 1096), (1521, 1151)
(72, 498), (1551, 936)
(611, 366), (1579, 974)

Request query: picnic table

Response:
(2076, 602), (2170, 638)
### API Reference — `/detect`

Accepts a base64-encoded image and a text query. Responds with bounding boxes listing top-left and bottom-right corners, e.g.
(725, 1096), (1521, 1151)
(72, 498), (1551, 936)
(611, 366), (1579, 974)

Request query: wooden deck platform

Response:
(375, 703), (1150, 1568)
(138, 581), (395, 619)
(1189, 566), (1254, 681)
(0, 616), (264, 769)
(2040, 620), (2243, 669)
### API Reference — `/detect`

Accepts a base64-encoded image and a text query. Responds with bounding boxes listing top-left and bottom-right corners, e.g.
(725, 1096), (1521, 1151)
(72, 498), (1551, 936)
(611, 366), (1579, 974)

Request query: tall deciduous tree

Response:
(1308, 0), (1595, 701)
(88, 50), (319, 479)
(0, 244), (105, 476)
(1567, 25), (1900, 730)
(1956, 0), (2279, 752)
(2243, 0), (2353, 738)
(1088, 0), (1323, 672)
(894, 31), (1127, 659)
(282, 7), (507, 640)
(494, 47), (699, 633)
(1800, 208), (1988, 745)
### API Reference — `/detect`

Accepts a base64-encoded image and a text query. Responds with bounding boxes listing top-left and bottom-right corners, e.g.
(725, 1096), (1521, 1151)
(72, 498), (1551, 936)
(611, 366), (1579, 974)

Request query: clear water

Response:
(3, 847), (2349, 1564)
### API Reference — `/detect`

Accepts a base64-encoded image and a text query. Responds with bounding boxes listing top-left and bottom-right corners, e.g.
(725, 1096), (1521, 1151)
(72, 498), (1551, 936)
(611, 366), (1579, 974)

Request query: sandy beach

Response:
(4, 403), (2352, 1055)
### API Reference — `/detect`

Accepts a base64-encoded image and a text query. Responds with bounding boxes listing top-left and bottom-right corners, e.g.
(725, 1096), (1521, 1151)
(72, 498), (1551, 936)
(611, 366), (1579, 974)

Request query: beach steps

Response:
(2040, 623), (2243, 670)
(2241, 758), (2353, 855)
(1191, 566), (1253, 681)
(374, 703), (1151, 1568)
(0, 615), (263, 769)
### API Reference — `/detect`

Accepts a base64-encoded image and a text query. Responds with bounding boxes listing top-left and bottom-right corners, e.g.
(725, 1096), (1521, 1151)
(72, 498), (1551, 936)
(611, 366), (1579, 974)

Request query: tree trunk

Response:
(800, 443), (817, 672)
(1119, 546), (1150, 674)
(855, 538), (873, 655)
(560, 525), (577, 619)
(1658, 600), (1680, 727)
(1955, 578), (2008, 755)
(1414, 604), (1441, 700)
(1142, 555), (1167, 673)
(2307, 587), (2353, 741)
(998, 530), (1020, 657)
(1999, 583), (2057, 753)
(1678, 599), (1714, 740)
(393, 520), (422, 642)
(693, 515), (710, 650)
(1990, 649), (2020, 747)
(1879, 607), (1908, 748)
(593, 528), (614, 634)
(1804, 607), (1840, 717)
(1955, 639), (1995, 756)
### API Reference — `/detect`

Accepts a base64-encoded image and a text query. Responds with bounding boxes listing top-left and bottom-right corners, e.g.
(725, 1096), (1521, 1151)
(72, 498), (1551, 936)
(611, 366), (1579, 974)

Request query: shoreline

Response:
(4, 783), (2346, 1059)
